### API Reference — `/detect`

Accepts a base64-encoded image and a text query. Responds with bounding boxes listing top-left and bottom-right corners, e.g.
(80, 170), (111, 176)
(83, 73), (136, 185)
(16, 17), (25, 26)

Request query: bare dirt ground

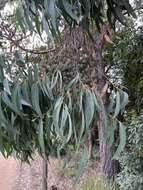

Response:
(0, 155), (18, 190)
(0, 155), (73, 190)
(13, 156), (74, 190)
(0, 154), (96, 190)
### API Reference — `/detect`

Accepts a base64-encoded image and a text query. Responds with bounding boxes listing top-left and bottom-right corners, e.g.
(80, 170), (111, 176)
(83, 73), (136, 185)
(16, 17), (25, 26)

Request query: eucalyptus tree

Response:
(15, 0), (135, 175)
(0, 3), (141, 190)
(1, 0), (136, 177)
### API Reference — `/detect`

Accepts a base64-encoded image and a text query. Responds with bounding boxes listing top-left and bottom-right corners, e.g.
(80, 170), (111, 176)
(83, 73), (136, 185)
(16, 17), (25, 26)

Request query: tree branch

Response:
(0, 21), (56, 55)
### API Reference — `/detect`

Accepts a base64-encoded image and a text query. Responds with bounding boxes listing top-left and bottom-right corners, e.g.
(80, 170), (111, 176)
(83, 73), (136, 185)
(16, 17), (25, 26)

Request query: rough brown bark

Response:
(91, 30), (113, 176)
(98, 115), (113, 175)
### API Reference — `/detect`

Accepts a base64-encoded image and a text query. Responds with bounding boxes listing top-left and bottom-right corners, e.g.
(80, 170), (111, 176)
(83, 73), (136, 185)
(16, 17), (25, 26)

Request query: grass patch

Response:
(79, 175), (120, 190)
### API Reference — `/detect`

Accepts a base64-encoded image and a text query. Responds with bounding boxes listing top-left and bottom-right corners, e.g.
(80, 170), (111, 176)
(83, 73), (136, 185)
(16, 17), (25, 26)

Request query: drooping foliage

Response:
(0, 62), (128, 163)
(15, 0), (136, 37)
(0, 0), (135, 182)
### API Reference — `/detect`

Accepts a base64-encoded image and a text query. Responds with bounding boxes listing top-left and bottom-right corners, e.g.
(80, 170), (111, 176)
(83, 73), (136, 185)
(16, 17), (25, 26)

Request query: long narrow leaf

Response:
(38, 119), (45, 154)
(113, 91), (121, 117)
(113, 121), (126, 159)
(31, 83), (42, 118)
(74, 146), (88, 184)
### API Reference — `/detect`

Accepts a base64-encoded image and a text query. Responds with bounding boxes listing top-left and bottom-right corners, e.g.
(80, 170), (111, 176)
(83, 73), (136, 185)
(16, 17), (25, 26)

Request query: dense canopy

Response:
(14, 0), (136, 37)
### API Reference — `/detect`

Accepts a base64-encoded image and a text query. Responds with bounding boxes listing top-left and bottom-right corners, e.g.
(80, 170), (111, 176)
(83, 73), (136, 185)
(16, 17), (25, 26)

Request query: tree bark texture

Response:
(91, 31), (113, 176)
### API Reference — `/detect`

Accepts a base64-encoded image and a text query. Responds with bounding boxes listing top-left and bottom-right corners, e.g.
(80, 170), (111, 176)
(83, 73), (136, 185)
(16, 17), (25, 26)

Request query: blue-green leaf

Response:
(65, 74), (79, 91)
(62, 0), (80, 23)
(34, 15), (41, 35)
(77, 110), (85, 149)
(44, 0), (57, 30)
(53, 97), (63, 134)
(109, 119), (118, 147)
(31, 83), (42, 117)
(74, 146), (88, 184)
(120, 90), (129, 114)
(113, 122), (126, 159)
(38, 119), (45, 154)
(60, 105), (68, 135)
(65, 110), (72, 143)
(12, 84), (22, 111)
(2, 92), (21, 116)
(0, 96), (7, 125)
(84, 90), (95, 129)
(3, 79), (11, 95)
(92, 91), (100, 111)
(113, 91), (121, 117)
(15, 7), (25, 32)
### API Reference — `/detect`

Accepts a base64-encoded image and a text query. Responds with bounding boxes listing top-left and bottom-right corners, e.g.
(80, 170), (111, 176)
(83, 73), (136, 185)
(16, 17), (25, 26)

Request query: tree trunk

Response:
(92, 33), (113, 176)
(98, 116), (112, 175)
(42, 157), (48, 190)
(88, 131), (93, 159)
